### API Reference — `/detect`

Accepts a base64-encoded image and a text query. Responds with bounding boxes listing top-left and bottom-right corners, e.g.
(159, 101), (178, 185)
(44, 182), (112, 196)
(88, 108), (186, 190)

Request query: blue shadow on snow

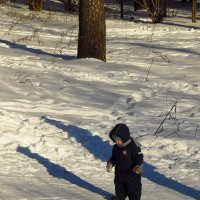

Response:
(143, 163), (200, 199)
(42, 116), (200, 199)
(42, 116), (111, 162)
(0, 39), (75, 60)
(17, 146), (112, 200)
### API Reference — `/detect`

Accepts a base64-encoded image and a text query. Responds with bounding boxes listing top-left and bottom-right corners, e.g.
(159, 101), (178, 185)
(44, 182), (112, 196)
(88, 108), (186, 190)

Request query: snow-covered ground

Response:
(0, 1), (200, 199)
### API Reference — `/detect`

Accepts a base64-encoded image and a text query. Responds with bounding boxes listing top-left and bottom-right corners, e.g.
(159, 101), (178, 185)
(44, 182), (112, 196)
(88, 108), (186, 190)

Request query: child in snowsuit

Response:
(106, 123), (143, 200)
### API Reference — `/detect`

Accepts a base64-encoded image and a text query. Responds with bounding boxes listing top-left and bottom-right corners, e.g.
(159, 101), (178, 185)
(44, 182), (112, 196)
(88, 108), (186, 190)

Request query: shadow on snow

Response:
(0, 39), (76, 60)
(17, 146), (112, 200)
(42, 116), (200, 199)
(42, 116), (111, 162)
(143, 163), (200, 199)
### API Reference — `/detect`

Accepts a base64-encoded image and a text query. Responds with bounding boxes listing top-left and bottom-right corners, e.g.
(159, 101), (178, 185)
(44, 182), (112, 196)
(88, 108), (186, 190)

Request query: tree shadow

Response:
(42, 116), (111, 162)
(0, 39), (76, 60)
(162, 21), (200, 30)
(143, 162), (200, 199)
(112, 41), (200, 57)
(17, 146), (112, 200)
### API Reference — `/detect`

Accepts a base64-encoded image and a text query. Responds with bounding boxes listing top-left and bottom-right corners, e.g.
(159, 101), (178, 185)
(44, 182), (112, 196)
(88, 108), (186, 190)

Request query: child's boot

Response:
(111, 195), (119, 200)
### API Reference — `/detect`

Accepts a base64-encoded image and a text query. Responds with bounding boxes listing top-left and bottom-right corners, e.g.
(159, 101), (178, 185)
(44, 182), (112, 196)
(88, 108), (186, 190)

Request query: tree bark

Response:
(77, 0), (106, 62)
(192, 0), (196, 22)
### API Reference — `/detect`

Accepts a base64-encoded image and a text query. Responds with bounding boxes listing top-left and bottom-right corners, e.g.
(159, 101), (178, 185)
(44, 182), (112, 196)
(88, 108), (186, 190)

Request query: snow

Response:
(0, 0), (200, 199)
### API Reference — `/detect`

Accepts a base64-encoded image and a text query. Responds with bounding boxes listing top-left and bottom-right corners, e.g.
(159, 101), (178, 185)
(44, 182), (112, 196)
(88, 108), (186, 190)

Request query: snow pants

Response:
(114, 173), (142, 200)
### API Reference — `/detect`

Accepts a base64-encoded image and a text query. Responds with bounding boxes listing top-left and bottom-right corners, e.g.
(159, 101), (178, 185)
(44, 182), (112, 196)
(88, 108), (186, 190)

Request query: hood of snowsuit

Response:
(109, 123), (131, 143)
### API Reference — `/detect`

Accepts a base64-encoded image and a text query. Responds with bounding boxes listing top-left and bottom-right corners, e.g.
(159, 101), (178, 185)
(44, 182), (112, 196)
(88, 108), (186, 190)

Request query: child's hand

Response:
(133, 165), (142, 174)
(106, 162), (113, 172)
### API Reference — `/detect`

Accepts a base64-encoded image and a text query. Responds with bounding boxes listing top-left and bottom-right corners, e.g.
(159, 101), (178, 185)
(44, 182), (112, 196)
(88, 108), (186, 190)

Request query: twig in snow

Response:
(195, 123), (199, 138)
(146, 50), (172, 81)
(154, 100), (178, 137)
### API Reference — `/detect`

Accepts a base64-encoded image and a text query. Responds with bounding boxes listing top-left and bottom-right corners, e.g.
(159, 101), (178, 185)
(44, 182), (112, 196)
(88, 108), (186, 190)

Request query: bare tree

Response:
(77, 0), (106, 62)
(143, 0), (167, 23)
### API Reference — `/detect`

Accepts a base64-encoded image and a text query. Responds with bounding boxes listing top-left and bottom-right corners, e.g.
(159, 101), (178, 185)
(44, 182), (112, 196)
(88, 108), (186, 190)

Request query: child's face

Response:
(114, 138), (123, 146)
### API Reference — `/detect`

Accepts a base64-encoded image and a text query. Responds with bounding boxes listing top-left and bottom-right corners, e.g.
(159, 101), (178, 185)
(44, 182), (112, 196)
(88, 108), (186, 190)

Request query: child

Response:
(106, 123), (143, 200)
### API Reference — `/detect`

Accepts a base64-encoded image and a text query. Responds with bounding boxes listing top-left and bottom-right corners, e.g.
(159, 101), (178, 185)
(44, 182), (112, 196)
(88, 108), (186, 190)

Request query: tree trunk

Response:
(77, 0), (106, 62)
(149, 0), (156, 13)
(161, 0), (167, 17)
(29, 0), (42, 11)
(192, 0), (196, 22)
(120, 0), (124, 19)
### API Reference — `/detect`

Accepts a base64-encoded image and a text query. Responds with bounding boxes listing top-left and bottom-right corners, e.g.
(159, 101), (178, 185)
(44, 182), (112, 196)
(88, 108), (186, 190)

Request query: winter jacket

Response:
(108, 123), (143, 178)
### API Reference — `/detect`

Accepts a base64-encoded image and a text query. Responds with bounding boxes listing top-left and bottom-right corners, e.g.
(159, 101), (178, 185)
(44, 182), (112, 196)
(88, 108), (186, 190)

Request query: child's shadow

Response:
(17, 146), (112, 200)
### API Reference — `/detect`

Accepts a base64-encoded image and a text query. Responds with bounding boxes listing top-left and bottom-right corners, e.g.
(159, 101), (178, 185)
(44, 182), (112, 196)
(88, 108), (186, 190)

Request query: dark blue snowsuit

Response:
(108, 124), (143, 200)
